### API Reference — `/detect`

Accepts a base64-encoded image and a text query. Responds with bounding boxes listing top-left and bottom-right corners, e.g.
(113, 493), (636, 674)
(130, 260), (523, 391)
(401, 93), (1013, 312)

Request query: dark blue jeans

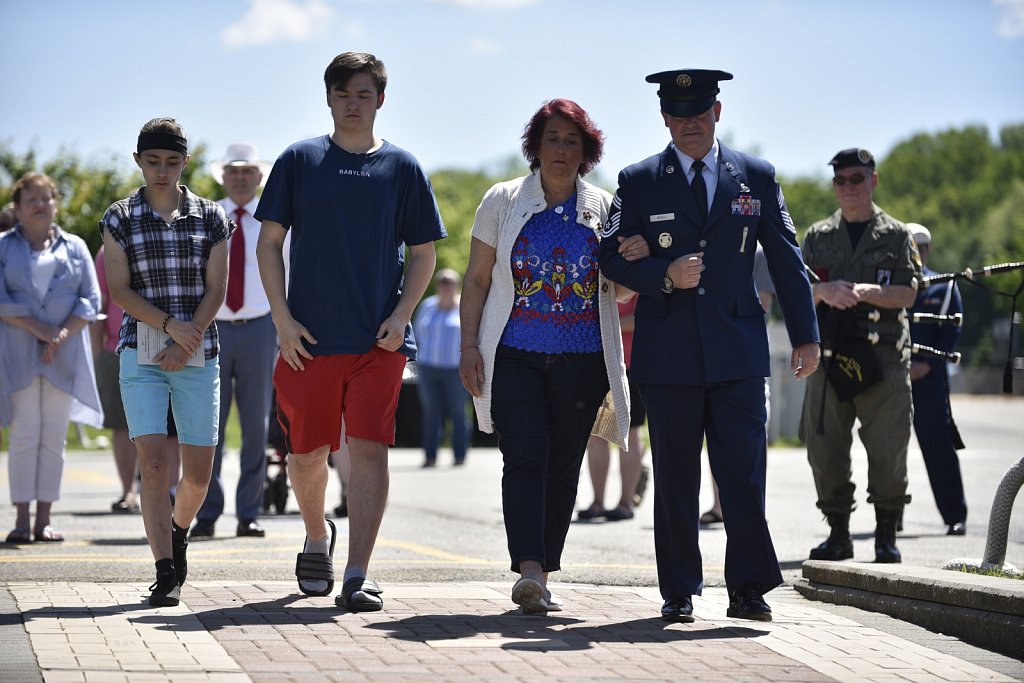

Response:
(416, 364), (470, 464)
(490, 345), (609, 573)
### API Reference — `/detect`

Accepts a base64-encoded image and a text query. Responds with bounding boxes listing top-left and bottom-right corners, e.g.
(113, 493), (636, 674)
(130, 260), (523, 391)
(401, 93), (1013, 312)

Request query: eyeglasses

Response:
(832, 172), (869, 187)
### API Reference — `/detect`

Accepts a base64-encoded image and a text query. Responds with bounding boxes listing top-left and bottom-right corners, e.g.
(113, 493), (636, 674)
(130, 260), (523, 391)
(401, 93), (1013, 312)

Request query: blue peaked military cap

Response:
(645, 69), (733, 117)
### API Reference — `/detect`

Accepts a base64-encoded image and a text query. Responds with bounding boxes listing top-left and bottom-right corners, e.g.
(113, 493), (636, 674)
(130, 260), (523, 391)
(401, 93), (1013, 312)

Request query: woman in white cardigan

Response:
(459, 99), (647, 614)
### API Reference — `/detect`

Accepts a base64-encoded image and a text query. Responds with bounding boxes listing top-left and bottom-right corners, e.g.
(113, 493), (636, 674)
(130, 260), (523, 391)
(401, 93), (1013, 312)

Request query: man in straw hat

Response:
(191, 143), (277, 540)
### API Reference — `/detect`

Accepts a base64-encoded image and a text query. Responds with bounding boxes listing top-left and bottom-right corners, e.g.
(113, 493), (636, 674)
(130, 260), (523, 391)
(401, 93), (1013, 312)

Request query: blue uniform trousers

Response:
(912, 376), (967, 525)
(198, 314), (276, 523)
(642, 377), (782, 598)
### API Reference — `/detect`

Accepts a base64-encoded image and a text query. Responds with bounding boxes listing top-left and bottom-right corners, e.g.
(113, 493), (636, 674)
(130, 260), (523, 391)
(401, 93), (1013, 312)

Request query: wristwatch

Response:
(662, 275), (675, 294)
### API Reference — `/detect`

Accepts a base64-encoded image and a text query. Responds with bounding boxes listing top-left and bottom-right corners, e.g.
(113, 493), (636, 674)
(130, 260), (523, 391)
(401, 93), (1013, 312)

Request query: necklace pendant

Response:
(554, 206), (564, 215)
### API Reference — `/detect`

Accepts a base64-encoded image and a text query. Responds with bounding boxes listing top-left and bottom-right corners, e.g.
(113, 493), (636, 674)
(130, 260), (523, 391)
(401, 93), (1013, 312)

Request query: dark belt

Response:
(219, 313), (270, 326)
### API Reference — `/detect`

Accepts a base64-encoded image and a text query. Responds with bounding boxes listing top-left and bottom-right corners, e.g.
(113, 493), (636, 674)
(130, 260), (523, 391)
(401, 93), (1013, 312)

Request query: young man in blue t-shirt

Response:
(256, 52), (446, 612)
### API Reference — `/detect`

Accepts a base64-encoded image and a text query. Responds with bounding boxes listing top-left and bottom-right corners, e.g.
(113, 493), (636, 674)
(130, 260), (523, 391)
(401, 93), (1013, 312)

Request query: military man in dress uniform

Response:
(907, 224), (967, 536)
(599, 69), (820, 623)
(802, 148), (922, 564)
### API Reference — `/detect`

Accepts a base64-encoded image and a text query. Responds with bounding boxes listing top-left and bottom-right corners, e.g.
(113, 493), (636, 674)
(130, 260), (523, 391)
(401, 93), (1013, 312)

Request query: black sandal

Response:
(335, 576), (384, 612)
(295, 518), (336, 597)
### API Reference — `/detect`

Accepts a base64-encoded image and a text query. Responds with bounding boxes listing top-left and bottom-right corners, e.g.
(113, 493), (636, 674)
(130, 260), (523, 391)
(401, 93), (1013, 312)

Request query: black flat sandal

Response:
(335, 576), (383, 612)
(295, 518), (336, 597)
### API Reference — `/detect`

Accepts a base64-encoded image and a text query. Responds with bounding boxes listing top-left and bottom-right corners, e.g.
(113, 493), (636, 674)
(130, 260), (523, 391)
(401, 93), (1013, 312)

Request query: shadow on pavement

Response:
(366, 613), (769, 651)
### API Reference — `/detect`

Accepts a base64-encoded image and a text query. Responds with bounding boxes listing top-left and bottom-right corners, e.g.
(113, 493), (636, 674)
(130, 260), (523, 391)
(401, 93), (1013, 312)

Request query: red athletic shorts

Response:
(273, 347), (407, 454)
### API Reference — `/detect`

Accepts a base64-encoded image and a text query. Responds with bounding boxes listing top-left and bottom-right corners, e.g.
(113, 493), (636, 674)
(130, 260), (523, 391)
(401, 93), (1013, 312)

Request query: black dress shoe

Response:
(809, 538), (853, 561)
(947, 522), (966, 536)
(726, 587), (772, 622)
(189, 519), (215, 539)
(236, 520), (266, 537)
(661, 596), (694, 623)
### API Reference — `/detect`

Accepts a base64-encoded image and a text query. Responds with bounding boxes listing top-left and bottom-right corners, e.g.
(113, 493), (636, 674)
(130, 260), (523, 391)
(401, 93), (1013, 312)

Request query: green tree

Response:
(780, 176), (835, 236)
(426, 156), (525, 297)
(0, 142), (221, 254)
(874, 125), (1024, 364)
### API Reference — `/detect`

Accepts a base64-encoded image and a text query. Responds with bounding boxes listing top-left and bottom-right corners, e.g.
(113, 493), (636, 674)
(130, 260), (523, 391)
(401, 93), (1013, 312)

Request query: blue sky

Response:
(3, 0), (1023, 185)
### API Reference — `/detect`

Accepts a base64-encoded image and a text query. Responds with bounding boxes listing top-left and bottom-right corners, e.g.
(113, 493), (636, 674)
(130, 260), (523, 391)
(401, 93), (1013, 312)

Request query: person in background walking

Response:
(414, 268), (471, 468)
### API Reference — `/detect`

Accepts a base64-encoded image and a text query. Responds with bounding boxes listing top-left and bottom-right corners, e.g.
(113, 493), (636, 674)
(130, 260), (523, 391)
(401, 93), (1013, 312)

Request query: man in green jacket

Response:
(801, 148), (922, 564)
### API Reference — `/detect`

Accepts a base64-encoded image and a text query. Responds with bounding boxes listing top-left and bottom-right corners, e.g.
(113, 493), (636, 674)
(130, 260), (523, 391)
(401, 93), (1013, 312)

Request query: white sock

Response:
(303, 534), (329, 555)
(299, 534), (330, 593)
(344, 567), (365, 583)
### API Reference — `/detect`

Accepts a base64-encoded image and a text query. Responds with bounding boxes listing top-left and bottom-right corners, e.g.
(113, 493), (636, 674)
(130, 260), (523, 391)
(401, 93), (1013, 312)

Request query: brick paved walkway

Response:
(5, 581), (1018, 682)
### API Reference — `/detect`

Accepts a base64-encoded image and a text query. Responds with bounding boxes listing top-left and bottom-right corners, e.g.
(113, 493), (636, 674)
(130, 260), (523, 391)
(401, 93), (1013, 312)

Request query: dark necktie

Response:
(226, 206), (246, 312)
(690, 159), (708, 220)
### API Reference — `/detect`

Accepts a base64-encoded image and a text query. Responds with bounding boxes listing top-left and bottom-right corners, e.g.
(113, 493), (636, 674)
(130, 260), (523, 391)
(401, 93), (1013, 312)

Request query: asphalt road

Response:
(2, 394), (1022, 589)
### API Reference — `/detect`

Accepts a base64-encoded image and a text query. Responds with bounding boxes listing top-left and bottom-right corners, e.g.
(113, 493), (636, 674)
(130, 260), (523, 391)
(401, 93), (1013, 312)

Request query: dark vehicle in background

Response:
(393, 362), (498, 448)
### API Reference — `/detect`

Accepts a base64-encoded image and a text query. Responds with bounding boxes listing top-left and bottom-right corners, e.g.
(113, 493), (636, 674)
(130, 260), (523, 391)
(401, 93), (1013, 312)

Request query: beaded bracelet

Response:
(161, 314), (172, 334)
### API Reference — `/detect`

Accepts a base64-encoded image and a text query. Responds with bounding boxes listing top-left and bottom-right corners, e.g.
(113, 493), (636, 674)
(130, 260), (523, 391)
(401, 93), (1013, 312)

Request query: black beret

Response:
(645, 69), (733, 117)
(829, 148), (875, 171)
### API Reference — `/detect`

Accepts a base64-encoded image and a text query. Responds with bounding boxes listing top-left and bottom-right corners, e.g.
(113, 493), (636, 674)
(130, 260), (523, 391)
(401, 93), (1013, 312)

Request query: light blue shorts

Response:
(119, 348), (220, 446)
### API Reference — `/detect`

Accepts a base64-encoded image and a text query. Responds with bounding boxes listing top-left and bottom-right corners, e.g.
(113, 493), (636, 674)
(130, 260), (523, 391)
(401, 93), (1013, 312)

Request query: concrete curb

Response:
(794, 560), (1024, 660)
(0, 584), (43, 683)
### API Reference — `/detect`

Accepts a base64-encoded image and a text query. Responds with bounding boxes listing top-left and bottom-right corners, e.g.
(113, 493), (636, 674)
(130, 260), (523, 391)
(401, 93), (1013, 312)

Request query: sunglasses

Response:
(832, 172), (869, 186)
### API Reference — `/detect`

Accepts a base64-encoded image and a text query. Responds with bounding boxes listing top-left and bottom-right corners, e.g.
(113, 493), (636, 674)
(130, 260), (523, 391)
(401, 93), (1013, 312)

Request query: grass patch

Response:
(946, 562), (1023, 580)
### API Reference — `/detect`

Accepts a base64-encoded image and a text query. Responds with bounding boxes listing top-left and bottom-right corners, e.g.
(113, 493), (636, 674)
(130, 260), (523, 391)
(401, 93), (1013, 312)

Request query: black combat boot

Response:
(874, 507), (902, 563)
(809, 513), (854, 561)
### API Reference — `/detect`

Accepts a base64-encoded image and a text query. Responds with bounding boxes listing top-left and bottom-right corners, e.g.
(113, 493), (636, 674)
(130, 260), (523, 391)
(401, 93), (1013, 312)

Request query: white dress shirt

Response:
(672, 138), (719, 213)
(216, 196), (283, 321)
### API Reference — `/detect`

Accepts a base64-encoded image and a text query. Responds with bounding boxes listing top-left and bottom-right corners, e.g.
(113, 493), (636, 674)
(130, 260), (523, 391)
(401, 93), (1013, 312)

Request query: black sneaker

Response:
(149, 570), (180, 607)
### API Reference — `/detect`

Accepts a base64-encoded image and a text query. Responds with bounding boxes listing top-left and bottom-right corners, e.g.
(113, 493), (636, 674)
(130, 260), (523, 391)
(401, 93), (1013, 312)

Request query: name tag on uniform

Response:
(731, 195), (761, 216)
(650, 213), (675, 222)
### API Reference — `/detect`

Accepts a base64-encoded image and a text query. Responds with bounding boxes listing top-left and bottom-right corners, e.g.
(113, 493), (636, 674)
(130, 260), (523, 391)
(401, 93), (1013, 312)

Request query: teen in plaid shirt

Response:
(101, 117), (231, 607)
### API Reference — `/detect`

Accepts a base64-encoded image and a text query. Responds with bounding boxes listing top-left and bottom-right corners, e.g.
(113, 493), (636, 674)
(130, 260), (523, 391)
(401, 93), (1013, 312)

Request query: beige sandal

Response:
(34, 526), (64, 542)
